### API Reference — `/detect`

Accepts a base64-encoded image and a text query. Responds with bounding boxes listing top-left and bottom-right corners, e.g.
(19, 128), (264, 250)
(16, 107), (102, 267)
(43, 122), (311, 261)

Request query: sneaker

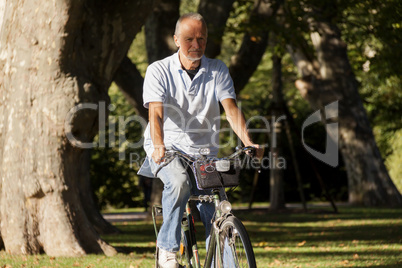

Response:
(158, 248), (178, 268)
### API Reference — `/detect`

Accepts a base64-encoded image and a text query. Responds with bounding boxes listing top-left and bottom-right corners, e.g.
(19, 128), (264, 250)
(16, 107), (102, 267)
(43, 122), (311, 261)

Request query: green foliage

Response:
(127, 27), (148, 76)
(180, 0), (199, 14)
(90, 85), (146, 209)
(386, 129), (402, 193)
(89, 0), (402, 209)
(363, 75), (402, 156)
(340, 0), (402, 189)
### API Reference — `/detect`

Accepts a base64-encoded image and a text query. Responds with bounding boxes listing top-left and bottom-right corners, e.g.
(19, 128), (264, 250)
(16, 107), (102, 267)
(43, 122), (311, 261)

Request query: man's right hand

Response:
(152, 145), (166, 164)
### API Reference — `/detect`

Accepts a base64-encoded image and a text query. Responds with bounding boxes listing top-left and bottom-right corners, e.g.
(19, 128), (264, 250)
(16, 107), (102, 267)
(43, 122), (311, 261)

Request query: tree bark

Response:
(145, 0), (179, 64)
(289, 2), (402, 206)
(229, 0), (280, 93)
(269, 54), (286, 210)
(0, 0), (157, 256)
(198, 0), (236, 58)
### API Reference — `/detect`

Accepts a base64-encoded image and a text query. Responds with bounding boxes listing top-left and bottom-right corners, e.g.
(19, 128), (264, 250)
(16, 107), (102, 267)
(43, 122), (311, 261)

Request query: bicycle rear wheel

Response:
(216, 215), (256, 268)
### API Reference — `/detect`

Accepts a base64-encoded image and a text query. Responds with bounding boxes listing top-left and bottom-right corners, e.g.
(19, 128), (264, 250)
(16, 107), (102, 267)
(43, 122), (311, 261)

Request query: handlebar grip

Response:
(154, 154), (175, 177)
(247, 147), (256, 157)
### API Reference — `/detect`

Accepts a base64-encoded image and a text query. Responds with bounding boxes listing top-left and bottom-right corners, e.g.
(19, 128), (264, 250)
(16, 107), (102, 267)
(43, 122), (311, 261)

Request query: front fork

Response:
(183, 189), (224, 268)
(154, 189), (230, 268)
(204, 189), (234, 268)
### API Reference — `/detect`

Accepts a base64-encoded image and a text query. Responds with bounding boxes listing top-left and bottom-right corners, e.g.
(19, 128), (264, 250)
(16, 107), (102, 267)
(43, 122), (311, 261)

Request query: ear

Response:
(173, 35), (180, 48)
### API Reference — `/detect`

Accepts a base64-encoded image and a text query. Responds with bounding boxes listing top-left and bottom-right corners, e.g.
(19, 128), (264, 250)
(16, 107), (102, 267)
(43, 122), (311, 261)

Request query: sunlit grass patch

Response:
(0, 206), (401, 267)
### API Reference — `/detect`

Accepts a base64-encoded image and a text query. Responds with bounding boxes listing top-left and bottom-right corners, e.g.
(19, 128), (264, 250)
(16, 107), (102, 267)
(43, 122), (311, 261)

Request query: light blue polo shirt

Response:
(142, 52), (236, 158)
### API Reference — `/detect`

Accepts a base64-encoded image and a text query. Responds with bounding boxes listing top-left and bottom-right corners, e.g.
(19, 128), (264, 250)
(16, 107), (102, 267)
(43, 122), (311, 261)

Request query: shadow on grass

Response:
(102, 206), (402, 267)
(102, 222), (156, 254)
(234, 207), (402, 245)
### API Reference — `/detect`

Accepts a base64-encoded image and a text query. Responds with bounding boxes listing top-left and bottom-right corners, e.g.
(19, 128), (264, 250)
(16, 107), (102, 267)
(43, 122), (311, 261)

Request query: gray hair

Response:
(174, 12), (207, 36)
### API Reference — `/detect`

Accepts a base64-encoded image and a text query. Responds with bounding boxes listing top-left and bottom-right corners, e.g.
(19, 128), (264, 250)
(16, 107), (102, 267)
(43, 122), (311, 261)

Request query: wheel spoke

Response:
(217, 216), (256, 268)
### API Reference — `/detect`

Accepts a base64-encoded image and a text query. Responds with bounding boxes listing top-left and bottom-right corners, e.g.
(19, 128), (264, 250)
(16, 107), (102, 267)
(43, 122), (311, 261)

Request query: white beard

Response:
(186, 54), (202, 62)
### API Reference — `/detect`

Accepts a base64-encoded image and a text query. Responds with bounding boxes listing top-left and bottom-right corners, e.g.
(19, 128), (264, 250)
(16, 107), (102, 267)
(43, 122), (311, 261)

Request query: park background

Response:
(0, 0), (401, 266)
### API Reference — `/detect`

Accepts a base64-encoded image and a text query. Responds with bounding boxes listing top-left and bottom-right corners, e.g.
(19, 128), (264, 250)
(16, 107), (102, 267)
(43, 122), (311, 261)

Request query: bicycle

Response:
(152, 146), (257, 268)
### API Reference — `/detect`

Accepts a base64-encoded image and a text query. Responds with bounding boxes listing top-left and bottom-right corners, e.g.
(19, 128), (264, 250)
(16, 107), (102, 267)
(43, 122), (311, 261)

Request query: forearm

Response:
(226, 108), (254, 147)
(222, 98), (265, 158)
(222, 99), (254, 146)
(149, 102), (164, 147)
(149, 102), (165, 163)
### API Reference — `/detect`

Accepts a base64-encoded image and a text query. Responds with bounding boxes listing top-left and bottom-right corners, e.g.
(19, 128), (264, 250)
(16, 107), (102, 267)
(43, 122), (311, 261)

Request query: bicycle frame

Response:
(152, 146), (257, 268)
(178, 188), (234, 268)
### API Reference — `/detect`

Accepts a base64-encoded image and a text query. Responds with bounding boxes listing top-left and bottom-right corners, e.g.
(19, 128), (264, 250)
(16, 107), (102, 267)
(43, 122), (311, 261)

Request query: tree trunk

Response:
(269, 54), (286, 210)
(145, 0), (179, 64)
(290, 2), (402, 206)
(0, 0), (157, 256)
(198, 0), (236, 58)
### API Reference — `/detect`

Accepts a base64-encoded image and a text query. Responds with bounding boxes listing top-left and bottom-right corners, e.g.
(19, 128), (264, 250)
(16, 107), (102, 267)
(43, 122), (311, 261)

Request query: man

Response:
(138, 13), (262, 268)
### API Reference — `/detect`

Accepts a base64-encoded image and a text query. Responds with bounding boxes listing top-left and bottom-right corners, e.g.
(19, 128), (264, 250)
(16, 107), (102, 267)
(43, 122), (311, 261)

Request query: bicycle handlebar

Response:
(154, 146), (256, 176)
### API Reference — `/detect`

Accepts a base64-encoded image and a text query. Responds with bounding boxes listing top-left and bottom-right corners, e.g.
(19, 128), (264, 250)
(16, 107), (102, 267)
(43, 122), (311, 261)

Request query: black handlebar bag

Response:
(192, 158), (241, 190)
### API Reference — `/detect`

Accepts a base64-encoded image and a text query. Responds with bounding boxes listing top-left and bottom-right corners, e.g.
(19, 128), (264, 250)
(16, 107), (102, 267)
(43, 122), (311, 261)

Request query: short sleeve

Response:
(215, 61), (236, 102)
(143, 63), (166, 109)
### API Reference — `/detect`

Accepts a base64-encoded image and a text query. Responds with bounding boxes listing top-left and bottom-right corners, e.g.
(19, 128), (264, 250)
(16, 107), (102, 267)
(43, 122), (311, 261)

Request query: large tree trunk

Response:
(290, 2), (402, 206)
(0, 0), (157, 256)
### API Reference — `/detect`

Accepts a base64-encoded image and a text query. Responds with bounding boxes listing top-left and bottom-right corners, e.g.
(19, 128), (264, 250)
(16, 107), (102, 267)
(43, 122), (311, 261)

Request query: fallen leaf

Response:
(297, 240), (306, 246)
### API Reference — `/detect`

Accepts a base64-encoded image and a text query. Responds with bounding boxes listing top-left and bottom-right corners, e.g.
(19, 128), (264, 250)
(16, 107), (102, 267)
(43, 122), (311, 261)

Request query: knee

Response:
(167, 173), (191, 193)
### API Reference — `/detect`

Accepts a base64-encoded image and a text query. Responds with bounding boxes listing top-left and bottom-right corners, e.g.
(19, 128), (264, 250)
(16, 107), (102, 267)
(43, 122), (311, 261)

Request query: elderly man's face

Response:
(174, 18), (207, 62)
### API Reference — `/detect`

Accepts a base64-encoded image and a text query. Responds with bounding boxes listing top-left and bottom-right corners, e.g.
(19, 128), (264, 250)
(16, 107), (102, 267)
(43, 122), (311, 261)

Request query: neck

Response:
(179, 52), (201, 70)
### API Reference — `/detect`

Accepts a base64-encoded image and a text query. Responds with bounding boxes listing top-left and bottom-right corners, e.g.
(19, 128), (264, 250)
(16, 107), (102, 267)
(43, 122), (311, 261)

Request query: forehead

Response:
(178, 18), (207, 36)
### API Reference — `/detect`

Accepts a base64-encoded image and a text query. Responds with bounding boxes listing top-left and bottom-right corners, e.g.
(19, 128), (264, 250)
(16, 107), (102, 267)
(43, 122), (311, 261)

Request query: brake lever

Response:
(247, 147), (256, 158)
(245, 147), (261, 173)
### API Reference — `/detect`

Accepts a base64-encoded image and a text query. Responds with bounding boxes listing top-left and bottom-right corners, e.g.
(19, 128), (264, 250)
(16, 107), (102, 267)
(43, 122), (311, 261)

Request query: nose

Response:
(192, 39), (200, 49)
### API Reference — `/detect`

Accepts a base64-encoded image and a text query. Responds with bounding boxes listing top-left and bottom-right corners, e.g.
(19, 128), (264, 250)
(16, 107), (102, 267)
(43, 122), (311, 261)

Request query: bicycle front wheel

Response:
(216, 215), (256, 268)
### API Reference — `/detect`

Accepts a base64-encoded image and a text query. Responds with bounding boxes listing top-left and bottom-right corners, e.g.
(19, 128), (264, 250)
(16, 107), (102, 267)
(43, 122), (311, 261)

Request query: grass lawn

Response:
(0, 206), (401, 267)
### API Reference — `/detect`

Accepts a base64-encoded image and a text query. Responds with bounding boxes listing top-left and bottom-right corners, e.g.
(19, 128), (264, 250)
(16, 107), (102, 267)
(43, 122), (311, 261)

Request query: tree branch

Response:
(229, 0), (281, 94)
(113, 57), (148, 120)
(198, 0), (236, 58)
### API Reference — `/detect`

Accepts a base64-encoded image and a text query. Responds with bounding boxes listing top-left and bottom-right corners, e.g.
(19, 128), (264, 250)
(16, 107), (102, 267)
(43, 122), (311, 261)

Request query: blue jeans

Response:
(149, 157), (215, 252)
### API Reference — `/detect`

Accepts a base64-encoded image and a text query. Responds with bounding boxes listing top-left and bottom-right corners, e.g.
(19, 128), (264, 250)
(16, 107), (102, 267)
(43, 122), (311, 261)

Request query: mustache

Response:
(188, 49), (202, 52)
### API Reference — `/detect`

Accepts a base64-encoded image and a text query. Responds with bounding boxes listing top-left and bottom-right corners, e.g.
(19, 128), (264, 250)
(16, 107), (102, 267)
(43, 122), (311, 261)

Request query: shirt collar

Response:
(173, 50), (208, 74)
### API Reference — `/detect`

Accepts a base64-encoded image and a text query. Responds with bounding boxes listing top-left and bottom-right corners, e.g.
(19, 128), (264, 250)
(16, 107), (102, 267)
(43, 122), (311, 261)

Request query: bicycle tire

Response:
(215, 215), (256, 268)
